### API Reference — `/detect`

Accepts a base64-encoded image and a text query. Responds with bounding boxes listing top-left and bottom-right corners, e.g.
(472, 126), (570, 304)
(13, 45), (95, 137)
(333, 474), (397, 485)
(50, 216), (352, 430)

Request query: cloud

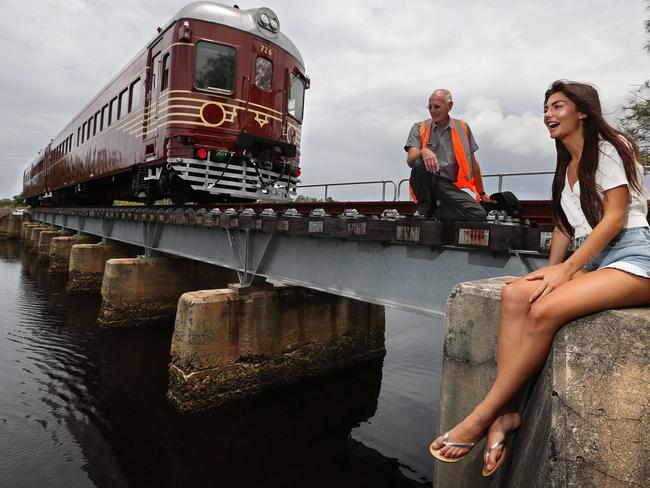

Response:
(460, 97), (555, 158)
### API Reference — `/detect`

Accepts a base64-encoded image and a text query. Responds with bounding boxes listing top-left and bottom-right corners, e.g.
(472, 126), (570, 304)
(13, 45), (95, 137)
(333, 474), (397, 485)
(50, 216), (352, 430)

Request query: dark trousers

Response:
(410, 162), (487, 221)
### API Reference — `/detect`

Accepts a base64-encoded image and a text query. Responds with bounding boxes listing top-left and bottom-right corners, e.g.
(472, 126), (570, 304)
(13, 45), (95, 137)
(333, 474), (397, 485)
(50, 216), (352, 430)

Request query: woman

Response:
(429, 80), (650, 476)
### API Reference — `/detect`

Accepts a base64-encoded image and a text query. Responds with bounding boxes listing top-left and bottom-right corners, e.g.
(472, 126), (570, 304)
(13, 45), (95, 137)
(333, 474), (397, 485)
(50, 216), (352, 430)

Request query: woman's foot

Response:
(483, 411), (521, 473)
(430, 414), (487, 460)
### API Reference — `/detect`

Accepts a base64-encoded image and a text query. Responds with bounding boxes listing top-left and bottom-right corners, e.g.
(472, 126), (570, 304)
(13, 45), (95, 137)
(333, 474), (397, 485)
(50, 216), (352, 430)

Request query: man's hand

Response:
(421, 148), (439, 172)
(480, 193), (497, 204)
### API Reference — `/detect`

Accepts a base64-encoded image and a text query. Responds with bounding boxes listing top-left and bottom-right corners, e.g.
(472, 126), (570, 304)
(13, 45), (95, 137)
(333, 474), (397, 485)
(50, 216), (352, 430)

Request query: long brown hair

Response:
(544, 80), (644, 237)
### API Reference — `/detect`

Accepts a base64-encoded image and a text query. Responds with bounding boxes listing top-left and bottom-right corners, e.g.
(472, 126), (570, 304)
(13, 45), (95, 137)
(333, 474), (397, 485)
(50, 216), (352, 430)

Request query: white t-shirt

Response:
(561, 140), (648, 238)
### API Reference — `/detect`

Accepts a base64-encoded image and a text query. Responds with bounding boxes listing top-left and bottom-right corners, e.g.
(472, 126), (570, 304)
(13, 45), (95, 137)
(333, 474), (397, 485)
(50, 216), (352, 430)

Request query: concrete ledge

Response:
(168, 286), (386, 412)
(435, 278), (650, 488)
(98, 257), (238, 328)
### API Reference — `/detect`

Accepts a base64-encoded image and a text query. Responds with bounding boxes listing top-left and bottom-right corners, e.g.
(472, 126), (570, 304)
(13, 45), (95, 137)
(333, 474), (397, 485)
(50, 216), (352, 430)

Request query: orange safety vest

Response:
(409, 117), (481, 202)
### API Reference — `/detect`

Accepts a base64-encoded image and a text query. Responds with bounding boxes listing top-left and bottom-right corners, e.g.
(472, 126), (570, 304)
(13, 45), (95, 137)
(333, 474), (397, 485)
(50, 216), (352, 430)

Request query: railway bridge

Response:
(22, 201), (550, 412)
(29, 201), (550, 316)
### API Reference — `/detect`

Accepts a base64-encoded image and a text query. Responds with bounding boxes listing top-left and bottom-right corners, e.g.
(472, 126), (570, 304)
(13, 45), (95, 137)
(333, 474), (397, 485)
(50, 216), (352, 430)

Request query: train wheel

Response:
(169, 176), (187, 205)
(145, 181), (161, 206)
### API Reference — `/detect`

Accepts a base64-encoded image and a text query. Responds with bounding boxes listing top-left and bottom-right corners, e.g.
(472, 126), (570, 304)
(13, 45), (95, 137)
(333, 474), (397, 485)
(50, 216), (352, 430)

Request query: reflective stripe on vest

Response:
(418, 117), (480, 201)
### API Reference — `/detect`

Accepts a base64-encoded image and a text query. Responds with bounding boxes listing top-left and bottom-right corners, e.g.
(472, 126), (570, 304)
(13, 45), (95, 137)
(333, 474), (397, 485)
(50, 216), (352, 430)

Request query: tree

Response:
(620, 4), (650, 164)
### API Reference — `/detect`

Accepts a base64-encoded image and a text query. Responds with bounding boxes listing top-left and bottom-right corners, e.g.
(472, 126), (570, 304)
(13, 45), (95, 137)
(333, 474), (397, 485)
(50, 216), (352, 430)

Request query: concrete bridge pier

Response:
(26, 225), (51, 251)
(49, 234), (99, 273)
(37, 229), (72, 262)
(66, 241), (142, 293)
(97, 257), (238, 328)
(21, 222), (39, 241)
(435, 278), (650, 488)
(167, 285), (386, 412)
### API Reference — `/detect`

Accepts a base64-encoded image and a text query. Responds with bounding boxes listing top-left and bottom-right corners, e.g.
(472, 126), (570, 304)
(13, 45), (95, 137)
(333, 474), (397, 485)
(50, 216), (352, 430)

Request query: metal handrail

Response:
(396, 170), (555, 200)
(296, 180), (398, 201)
(297, 170), (556, 202)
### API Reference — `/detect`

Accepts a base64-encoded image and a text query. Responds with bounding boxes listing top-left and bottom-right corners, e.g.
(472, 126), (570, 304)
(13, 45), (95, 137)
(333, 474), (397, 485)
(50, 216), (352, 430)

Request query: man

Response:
(404, 89), (493, 221)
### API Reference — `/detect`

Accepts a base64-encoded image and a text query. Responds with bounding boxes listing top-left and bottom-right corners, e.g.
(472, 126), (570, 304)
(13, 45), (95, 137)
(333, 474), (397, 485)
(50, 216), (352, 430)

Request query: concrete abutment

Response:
(0, 210), (24, 240)
(435, 278), (650, 488)
(167, 286), (386, 412)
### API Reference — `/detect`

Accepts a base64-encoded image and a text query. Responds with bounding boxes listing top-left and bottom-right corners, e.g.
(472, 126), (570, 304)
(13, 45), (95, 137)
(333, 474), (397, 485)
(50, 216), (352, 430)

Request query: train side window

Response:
(161, 54), (170, 91)
(77, 127), (81, 146)
(129, 78), (142, 111)
(194, 41), (236, 93)
(151, 52), (161, 92)
(288, 74), (305, 122)
(118, 89), (128, 119)
(109, 97), (118, 126)
(82, 122), (86, 143)
(93, 111), (100, 136)
(255, 57), (272, 92)
(87, 117), (92, 139)
(101, 105), (108, 130)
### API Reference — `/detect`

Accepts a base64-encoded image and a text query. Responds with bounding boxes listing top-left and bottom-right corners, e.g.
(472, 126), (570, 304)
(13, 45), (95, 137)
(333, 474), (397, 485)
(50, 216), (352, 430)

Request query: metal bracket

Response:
(226, 229), (276, 287)
(143, 221), (163, 257)
(101, 218), (114, 239)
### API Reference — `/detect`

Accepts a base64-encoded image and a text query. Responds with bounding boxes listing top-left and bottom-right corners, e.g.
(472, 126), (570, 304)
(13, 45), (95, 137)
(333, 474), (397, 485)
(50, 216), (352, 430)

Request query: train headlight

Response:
(257, 8), (279, 33)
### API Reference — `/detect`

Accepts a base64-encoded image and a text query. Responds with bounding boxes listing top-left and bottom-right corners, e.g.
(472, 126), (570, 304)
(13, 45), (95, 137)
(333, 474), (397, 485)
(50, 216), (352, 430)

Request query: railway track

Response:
(59, 199), (553, 223)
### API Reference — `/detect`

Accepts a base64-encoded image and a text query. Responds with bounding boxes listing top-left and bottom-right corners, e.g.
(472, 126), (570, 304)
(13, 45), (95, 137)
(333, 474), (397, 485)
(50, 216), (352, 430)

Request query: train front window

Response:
(288, 74), (305, 122)
(255, 57), (272, 92)
(194, 42), (236, 93)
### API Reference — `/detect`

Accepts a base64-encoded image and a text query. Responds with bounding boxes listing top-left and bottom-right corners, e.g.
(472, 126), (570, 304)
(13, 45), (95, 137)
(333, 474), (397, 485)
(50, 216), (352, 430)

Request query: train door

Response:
(143, 39), (163, 161)
(246, 38), (280, 139)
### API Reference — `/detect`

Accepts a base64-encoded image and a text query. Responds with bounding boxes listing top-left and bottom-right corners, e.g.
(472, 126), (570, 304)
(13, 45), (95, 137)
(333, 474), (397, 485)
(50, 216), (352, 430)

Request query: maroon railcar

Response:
(23, 2), (308, 205)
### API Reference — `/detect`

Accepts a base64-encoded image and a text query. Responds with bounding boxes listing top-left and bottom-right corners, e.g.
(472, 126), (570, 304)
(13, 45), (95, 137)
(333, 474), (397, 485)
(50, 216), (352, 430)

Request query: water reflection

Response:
(0, 241), (439, 487)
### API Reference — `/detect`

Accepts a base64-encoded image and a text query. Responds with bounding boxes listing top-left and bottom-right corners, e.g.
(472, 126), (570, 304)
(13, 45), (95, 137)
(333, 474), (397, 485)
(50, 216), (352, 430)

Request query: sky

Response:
(1, 0), (648, 201)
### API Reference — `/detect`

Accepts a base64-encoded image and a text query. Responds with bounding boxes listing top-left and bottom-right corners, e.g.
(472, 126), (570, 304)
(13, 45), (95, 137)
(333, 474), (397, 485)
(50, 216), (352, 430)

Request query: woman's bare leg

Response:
(484, 271), (585, 468)
(430, 277), (537, 460)
(432, 269), (650, 460)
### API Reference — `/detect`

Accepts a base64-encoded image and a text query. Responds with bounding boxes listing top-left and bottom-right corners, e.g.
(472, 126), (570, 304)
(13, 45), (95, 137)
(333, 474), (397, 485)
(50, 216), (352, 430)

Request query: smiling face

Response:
(543, 91), (586, 141)
(428, 91), (453, 127)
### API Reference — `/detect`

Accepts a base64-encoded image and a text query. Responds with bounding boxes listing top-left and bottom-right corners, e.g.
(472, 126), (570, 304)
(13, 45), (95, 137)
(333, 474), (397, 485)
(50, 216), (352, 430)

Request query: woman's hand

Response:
(525, 263), (574, 302)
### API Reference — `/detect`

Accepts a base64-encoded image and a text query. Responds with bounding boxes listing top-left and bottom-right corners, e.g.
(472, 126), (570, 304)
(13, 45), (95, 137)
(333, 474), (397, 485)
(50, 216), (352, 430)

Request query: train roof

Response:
(31, 2), (306, 160)
(168, 2), (304, 68)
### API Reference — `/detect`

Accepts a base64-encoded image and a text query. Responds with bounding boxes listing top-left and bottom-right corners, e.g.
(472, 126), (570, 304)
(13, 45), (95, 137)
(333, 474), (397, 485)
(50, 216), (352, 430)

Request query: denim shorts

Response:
(575, 227), (650, 278)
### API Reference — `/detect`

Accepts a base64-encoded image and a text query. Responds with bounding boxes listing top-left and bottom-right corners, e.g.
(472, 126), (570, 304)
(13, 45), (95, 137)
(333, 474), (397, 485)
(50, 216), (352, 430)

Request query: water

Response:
(0, 240), (444, 487)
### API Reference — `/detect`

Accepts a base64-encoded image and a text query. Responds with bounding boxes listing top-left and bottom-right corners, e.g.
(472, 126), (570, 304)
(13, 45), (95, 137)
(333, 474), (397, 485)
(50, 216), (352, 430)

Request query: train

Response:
(22, 2), (308, 206)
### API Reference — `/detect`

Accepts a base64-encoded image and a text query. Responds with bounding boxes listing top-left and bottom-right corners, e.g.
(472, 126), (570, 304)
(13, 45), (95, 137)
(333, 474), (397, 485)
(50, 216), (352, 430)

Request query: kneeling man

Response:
(404, 89), (492, 221)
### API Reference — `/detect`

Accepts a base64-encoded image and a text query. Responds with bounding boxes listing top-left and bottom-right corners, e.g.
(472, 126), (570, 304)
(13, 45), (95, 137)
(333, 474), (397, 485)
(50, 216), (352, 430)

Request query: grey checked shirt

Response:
(404, 118), (479, 182)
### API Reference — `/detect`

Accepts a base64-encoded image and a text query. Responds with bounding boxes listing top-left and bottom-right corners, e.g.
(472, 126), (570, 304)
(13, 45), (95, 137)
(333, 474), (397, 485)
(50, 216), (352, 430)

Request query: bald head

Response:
(431, 89), (452, 103)
(428, 89), (453, 128)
